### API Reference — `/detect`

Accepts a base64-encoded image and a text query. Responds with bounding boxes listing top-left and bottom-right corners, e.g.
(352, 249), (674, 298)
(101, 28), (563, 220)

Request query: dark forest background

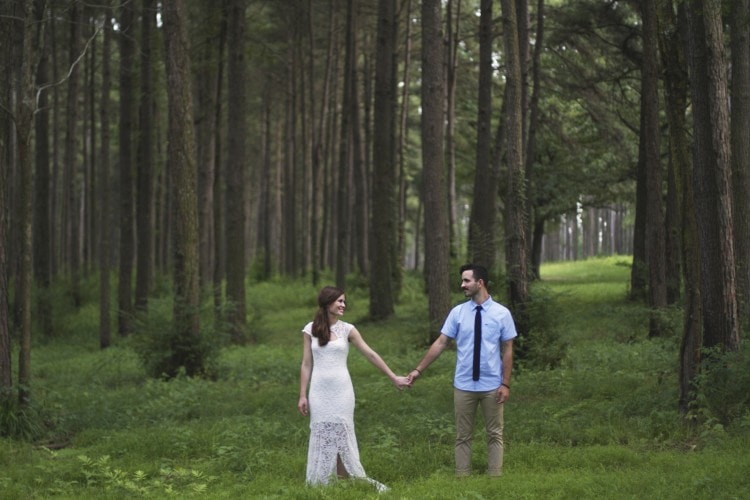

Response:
(0, 0), (747, 423)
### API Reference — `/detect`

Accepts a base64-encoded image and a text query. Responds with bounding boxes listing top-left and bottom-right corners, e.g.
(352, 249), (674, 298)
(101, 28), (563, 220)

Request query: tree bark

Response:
(731, 0), (750, 330)
(370, 0), (398, 319)
(686, 0), (740, 352)
(501, 0), (530, 335)
(118, 0), (135, 335)
(99, 8), (113, 349)
(421, 0), (452, 341)
(33, 0), (52, 337)
(14, 0), (43, 406)
(225, 0), (248, 342)
(0, 0), (15, 399)
(640, 0), (668, 337)
(162, 0), (202, 375)
(63, 1), (82, 307)
(468, 0), (498, 270)
(135, 0), (156, 311)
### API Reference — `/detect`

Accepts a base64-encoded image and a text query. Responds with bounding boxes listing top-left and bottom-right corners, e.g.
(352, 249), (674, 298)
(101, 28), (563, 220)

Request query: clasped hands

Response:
(391, 369), (421, 391)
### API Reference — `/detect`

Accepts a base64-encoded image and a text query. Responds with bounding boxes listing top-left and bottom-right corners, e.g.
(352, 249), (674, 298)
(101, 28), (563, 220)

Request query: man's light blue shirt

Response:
(441, 296), (518, 392)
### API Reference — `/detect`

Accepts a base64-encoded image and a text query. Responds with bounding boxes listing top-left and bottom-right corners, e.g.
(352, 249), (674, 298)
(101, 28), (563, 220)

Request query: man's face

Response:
(460, 270), (481, 298)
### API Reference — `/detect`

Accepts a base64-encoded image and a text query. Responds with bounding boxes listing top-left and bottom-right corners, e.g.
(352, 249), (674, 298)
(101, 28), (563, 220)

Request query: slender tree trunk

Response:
(397, 0), (413, 272)
(527, 0), (545, 280)
(15, 0), (43, 406)
(445, 0), (461, 259)
(370, 0), (398, 319)
(421, 0), (452, 341)
(501, 0), (530, 336)
(135, 0), (155, 311)
(64, 2), (81, 307)
(33, 0), (52, 337)
(0, 0), (16, 399)
(212, 3), (227, 320)
(731, 0), (750, 330)
(468, 0), (497, 269)
(162, 0), (202, 376)
(195, 0), (221, 293)
(226, 0), (248, 342)
(99, 8), (113, 349)
(640, 0), (667, 337)
(686, 0), (740, 352)
(335, 0), (356, 288)
(118, 0), (135, 335)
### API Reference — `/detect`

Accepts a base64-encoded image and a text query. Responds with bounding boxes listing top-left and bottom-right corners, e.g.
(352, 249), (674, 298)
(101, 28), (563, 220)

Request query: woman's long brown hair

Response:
(312, 286), (344, 347)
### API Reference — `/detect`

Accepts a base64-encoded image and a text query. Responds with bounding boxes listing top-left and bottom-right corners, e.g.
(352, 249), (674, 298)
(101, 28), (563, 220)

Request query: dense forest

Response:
(0, 0), (747, 423)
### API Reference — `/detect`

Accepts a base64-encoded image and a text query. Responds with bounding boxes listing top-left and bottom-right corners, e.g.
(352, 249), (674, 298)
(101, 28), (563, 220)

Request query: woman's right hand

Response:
(298, 396), (309, 416)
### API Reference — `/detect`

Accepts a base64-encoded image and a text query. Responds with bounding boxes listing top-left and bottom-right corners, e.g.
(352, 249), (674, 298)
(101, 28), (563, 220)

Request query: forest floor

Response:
(1, 256), (748, 499)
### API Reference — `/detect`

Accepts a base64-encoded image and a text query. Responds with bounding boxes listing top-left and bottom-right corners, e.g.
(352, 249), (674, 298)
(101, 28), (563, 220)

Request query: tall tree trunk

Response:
(99, 8), (113, 349)
(527, 0), (545, 280)
(370, 0), (398, 319)
(397, 0), (413, 272)
(162, 0), (202, 376)
(731, 0), (750, 330)
(33, 0), (52, 337)
(195, 0), (221, 293)
(501, 0), (530, 336)
(64, 2), (81, 307)
(135, 0), (155, 311)
(421, 0), (452, 341)
(468, 0), (497, 269)
(212, 4), (227, 321)
(686, 0), (740, 352)
(445, 0), (461, 259)
(14, 0), (43, 406)
(226, 0), (248, 342)
(335, 0), (355, 288)
(0, 0), (17, 400)
(640, 0), (667, 337)
(118, 0), (135, 335)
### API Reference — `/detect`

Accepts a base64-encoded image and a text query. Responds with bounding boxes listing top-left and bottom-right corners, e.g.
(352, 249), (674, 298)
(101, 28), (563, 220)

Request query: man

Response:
(408, 263), (517, 477)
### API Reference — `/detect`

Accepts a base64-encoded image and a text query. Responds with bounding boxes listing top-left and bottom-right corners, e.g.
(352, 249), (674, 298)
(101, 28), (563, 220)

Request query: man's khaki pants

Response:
(454, 388), (504, 476)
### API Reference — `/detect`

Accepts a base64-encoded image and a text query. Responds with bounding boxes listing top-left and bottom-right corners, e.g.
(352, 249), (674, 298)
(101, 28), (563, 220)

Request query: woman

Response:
(297, 286), (410, 491)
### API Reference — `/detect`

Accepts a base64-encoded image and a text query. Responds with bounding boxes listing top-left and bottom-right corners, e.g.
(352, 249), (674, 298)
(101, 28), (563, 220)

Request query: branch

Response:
(35, 24), (100, 111)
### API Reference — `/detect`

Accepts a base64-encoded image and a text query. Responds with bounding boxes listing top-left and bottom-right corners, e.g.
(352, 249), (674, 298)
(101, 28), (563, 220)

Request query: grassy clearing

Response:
(1, 257), (748, 498)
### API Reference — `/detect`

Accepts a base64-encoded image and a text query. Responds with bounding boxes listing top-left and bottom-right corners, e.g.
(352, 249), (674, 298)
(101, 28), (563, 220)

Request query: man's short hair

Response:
(460, 263), (490, 287)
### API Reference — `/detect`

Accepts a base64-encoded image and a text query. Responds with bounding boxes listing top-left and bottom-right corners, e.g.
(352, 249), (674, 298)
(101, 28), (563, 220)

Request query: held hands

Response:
(393, 375), (412, 390)
(406, 369), (421, 385)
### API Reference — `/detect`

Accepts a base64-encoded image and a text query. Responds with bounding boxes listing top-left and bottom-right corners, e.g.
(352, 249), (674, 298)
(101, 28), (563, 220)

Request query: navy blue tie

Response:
(473, 305), (482, 381)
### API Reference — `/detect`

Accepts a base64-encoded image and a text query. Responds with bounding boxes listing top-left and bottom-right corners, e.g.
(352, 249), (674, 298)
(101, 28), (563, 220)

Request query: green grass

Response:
(1, 257), (748, 499)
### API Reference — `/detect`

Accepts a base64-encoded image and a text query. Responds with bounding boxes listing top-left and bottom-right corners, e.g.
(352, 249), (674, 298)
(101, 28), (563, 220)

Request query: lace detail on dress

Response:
(302, 321), (389, 492)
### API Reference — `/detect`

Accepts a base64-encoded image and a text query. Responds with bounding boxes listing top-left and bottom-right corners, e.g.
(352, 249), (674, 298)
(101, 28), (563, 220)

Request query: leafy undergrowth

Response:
(1, 258), (748, 498)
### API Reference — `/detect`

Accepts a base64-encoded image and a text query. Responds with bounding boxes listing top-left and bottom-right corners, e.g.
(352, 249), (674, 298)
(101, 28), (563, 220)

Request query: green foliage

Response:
(692, 341), (750, 427)
(517, 282), (569, 370)
(3, 258), (749, 498)
(0, 397), (45, 441)
(130, 298), (229, 379)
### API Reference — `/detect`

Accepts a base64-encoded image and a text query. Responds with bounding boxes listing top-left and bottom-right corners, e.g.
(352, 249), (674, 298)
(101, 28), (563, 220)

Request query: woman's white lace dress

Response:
(303, 320), (388, 492)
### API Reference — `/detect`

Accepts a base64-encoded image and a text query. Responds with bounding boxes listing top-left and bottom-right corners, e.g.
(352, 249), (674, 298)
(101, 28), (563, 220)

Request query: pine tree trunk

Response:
(501, 0), (530, 335)
(163, 0), (202, 375)
(731, 0), (750, 330)
(118, 0), (135, 335)
(641, 0), (668, 337)
(686, 0), (740, 352)
(99, 9), (113, 349)
(370, 0), (398, 319)
(225, 0), (248, 342)
(468, 0), (498, 270)
(421, 0), (452, 341)
(135, 0), (155, 311)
